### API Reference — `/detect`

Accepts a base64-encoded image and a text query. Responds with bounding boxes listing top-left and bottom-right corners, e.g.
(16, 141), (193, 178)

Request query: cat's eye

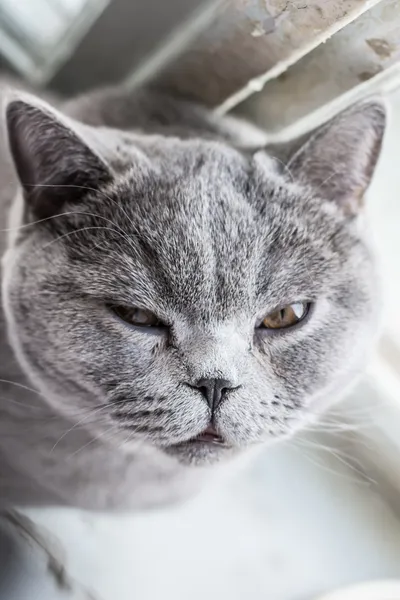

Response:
(111, 305), (161, 327)
(259, 302), (310, 330)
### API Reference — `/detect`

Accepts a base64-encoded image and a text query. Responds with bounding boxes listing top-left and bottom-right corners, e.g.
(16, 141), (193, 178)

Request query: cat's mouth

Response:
(165, 424), (233, 463)
(187, 425), (228, 446)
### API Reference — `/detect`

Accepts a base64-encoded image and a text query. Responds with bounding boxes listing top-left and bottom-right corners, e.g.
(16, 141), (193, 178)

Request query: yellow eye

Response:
(261, 302), (310, 330)
(112, 306), (161, 327)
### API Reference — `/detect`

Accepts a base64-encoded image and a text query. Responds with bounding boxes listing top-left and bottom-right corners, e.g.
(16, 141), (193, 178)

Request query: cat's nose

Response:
(194, 378), (236, 412)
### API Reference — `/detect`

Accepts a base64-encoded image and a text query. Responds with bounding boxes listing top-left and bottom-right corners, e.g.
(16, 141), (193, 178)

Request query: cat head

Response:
(1, 93), (386, 466)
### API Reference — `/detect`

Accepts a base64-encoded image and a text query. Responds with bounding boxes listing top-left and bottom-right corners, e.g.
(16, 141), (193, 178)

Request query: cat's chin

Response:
(164, 437), (237, 466)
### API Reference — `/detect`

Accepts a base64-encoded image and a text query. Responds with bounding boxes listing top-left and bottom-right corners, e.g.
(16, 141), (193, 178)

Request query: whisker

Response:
(290, 439), (371, 487)
(0, 378), (44, 397)
(272, 156), (295, 183)
(3, 182), (148, 265)
(295, 437), (376, 486)
(37, 226), (126, 253)
(0, 396), (47, 412)
(65, 424), (120, 460)
(24, 183), (140, 236)
(49, 397), (134, 453)
(50, 404), (115, 453)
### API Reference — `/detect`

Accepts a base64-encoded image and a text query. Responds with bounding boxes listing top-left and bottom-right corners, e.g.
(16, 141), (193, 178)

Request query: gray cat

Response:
(0, 83), (386, 510)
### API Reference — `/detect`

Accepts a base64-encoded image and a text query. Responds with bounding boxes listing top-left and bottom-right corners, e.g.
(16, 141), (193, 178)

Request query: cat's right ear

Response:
(4, 93), (112, 220)
(266, 101), (386, 216)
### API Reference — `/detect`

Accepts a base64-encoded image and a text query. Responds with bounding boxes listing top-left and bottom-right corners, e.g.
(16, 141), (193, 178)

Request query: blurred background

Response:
(1, 1), (400, 599)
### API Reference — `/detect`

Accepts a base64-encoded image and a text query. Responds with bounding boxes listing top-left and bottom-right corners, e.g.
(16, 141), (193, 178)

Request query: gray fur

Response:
(0, 83), (386, 510)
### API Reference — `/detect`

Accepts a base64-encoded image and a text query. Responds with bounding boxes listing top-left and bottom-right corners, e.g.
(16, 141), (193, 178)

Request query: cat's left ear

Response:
(285, 101), (386, 215)
(4, 93), (112, 220)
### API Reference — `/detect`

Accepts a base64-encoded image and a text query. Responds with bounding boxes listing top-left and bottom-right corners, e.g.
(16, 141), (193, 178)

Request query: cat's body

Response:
(0, 82), (386, 510)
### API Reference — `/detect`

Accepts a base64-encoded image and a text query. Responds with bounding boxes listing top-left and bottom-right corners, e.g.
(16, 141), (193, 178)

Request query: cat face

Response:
(2, 95), (386, 465)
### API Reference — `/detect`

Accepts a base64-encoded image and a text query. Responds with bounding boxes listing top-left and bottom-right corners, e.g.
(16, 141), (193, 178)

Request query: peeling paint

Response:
(367, 37), (396, 58)
(244, 0), (276, 35)
(251, 20), (275, 36)
(358, 64), (384, 81)
(153, 0), (386, 108)
(237, 0), (400, 130)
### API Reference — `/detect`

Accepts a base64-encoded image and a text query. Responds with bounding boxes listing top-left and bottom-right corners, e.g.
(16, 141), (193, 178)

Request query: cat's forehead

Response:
(110, 143), (342, 244)
(76, 154), (354, 317)
(45, 135), (359, 318)
(113, 133), (278, 187)
(111, 138), (277, 210)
